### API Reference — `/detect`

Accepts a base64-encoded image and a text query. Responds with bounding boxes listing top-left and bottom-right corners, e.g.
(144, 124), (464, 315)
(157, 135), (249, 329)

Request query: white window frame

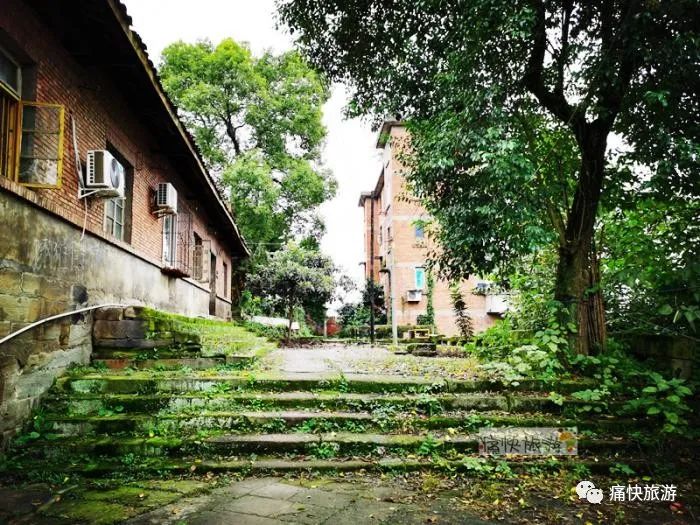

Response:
(162, 214), (177, 267)
(104, 197), (125, 241)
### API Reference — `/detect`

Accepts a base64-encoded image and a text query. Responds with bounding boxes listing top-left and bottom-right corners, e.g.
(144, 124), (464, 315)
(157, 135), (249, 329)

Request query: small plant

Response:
(415, 394), (443, 416)
(610, 462), (636, 477)
(308, 441), (340, 459)
(547, 391), (565, 406)
(460, 457), (495, 475)
(623, 372), (693, 434)
(417, 434), (442, 456)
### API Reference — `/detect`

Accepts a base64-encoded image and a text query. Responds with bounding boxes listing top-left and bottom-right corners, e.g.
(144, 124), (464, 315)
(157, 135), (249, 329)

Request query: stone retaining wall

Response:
(0, 312), (92, 447)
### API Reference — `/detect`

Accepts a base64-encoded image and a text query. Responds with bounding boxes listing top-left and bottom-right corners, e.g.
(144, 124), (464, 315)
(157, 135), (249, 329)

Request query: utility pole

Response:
(369, 196), (376, 344)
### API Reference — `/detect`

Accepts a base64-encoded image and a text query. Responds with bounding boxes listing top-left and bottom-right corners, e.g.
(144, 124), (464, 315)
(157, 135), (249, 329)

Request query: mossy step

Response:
(93, 340), (271, 358)
(57, 373), (595, 395)
(11, 432), (632, 460)
(37, 410), (639, 436)
(40, 410), (374, 435)
(91, 355), (260, 371)
(47, 391), (609, 416)
(0, 455), (649, 477)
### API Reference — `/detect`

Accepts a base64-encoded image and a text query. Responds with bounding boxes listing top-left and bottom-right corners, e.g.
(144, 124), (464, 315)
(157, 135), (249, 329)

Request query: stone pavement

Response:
(125, 476), (494, 525)
(261, 344), (396, 374)
(259, 343), (480, 380)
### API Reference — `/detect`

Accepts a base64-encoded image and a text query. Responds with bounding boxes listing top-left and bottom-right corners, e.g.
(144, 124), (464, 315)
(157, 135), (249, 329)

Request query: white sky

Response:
(122, 0), (382, 298)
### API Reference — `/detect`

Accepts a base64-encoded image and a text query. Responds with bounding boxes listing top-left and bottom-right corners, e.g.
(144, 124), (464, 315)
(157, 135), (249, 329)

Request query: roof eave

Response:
(107, 0), (250, 258)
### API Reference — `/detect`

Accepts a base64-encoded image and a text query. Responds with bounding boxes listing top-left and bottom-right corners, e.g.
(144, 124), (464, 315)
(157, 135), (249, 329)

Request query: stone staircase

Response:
(1, 327), (660, 480)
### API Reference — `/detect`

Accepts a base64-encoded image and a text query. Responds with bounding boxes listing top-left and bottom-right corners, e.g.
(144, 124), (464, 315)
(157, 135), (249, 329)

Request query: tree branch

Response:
(523, 0), (581, 127)
(556, 0), (573, 97)
(594, 0), (641, 129)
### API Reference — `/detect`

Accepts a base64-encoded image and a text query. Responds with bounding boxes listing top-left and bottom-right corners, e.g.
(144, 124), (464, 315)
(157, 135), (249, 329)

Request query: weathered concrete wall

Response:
(0, 191), (211, 323)
(0, 192), (213, 447)
(0, 311), (92, 447)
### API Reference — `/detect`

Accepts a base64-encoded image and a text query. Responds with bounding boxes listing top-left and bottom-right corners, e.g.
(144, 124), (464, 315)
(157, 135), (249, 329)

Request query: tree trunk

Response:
(554, 123), (609, 355)
(287, 304), (294, 344)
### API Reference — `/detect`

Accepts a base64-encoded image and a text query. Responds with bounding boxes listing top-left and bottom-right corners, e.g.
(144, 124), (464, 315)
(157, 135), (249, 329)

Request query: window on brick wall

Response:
(0, 45), (64, 188)
(163, 214), (178, 267)
(103, 148), (132, 242)
(0, 47), (20, 180)
(104, 197), (125, 240)
(415, 224), (424, 239)
(415, 267), (426, 290)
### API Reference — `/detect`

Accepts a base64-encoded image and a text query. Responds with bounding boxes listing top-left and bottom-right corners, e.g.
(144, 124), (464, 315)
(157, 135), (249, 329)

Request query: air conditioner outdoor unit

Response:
(155, 182), (178, 215)
(85, 150), (125, 198)
(406, 289), (422, 302)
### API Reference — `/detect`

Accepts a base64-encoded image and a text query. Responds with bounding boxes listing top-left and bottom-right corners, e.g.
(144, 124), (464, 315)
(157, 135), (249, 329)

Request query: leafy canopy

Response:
(278, 0), (699, 276)
(248, 243), (338, 324)
(159, 39), (336, 247)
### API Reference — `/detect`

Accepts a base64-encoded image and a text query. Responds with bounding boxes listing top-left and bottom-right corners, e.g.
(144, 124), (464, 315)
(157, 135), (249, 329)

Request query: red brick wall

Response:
(0, 0), (234, 310)
(363, 124), (497, 336)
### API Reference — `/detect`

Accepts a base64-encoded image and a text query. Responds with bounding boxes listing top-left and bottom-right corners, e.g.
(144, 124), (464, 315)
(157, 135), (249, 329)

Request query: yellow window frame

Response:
(16, 100), (65, 189)
(0, 81), (21, 180)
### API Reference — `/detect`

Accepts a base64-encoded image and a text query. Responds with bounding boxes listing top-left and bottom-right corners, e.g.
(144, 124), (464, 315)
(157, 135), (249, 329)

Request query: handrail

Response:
(0, 303), (128, 346)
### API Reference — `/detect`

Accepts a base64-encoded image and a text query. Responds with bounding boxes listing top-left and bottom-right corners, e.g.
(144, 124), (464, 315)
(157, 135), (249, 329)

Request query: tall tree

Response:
(248, 244), (338, 340)
(159, 39), (336, 248)
(279, 0), (700, 354)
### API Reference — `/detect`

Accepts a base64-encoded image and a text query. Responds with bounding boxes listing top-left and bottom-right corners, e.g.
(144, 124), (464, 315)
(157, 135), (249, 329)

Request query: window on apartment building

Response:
(222, 261), (229, 298)
(415, 267), (426, 290)
(415, 225), (424, 239)
(162, 214), (178, 267)
(387, 226), (392, 241)
(0, 45), (64, 188)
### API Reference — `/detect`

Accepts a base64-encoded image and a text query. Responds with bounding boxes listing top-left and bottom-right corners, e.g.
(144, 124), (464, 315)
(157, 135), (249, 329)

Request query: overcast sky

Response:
(122, 0), (382, 299)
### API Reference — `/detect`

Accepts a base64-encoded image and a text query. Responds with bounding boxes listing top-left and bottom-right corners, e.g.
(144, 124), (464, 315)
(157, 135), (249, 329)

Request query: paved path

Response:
(261, 344), (396, 374)
(259, 343), (480, 380)
(126, 476), (493, 525)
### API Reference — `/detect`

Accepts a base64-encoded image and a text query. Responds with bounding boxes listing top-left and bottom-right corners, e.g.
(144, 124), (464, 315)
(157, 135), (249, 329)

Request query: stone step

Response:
(12, 431), (633, 460)
(38, 409), (637, 436)
(91, 356), (257, 371)
(57, 372), (595, 395)
(0, 455), (649, 477)
(46, 391), (610, 416)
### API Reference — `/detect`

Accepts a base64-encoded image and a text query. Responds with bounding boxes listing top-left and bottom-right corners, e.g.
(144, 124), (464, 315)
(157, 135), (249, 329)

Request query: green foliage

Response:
(338, 279), (387, 333)
(280, 0), (700, 354)
(308, 442), (340, 459)
(248, 243), (338, 338)
(159, 38), (336, 250)
(424, 269), (435, 327)
(623, 372), (693, 434)
(468, 301), (568, 384)
(450, 283), (473, 339)
(601, 197), (700, 336)
(417, 434), (442, 457)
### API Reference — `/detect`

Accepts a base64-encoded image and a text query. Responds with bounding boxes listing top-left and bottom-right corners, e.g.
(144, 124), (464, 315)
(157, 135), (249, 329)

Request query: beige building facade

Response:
(359, 122), (500, 337)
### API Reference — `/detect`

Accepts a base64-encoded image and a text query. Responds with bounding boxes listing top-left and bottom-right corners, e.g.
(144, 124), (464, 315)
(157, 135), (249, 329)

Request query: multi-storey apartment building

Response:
(360, 121), (501, 337)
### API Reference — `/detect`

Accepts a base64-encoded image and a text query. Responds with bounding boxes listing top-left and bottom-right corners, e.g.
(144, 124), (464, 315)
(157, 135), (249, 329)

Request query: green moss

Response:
(43, 500), (137, 524)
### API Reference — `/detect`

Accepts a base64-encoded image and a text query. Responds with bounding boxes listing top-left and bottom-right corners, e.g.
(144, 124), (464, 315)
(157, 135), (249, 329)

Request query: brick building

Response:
(359, 121), (501, 337)
(0, 0), (248, 443)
